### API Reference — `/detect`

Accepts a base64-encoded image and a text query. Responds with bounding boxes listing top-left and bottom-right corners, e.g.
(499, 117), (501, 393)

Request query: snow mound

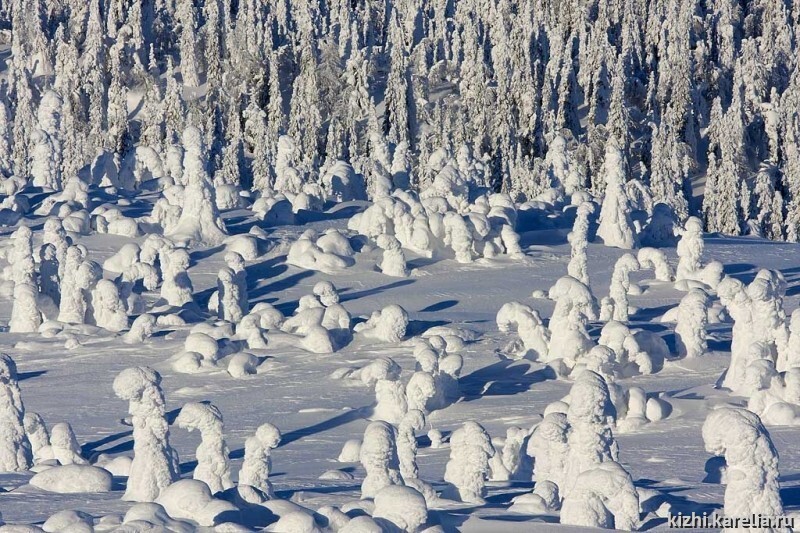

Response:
(155, 479), (238, 526)
(29, 464), (113, 493)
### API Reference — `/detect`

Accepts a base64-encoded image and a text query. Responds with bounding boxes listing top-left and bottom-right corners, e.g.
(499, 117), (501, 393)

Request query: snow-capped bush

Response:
(29, 464), (113, 494)
(287, 229), (355, 273)
(175, 402), (233, 494)
(24, 412), (49, 464)
(239, 422), (281, 497)
(377, 234), (408, 277)
(496, 302), (550, 360)
(124, 314), (157, 344)
(361, 357), (407, 424)
(636, 247), (674, 282)
(443, 421), (495, 503)
(45, 422), (87, 465)
(560, 461), (640, 530)
(0, 353), (32, 472)
(360, 421), (402, 499)
(356, 304), (409, 342)
(113, 367), (178, 501)
(373, 485), (428, 532)
(405, 371), (437, 415)
(702, 407), (783, 521)
(154, 479), (238, 526)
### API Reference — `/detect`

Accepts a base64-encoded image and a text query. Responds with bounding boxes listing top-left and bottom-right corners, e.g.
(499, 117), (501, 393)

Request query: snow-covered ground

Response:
(3, 200), (800, 530)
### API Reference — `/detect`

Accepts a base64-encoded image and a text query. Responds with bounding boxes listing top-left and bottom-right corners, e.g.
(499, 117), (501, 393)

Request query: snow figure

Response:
(9, 282), (42, 333)
(397, 409), (425, 480)
(23, 412), (49, 463)
(313, 281), (339, 307)
(373, 485), (429, 533)
(500, 426), (531, 481)
(675, 216), (705, 282)
(377, 234), (408, 277)
(443, 421), (495, 503)
(560, 461), (640, 531)
(702, 407), (784, 524)
(91, 279), (128, 332)
(48, 422), (87, 465)
(356, 304), (409, 342)
(113, 366), (179, 501)
(124, 314), (157, 344)
(405, 371), (437, 414)
(636, 247), (674, 282)
(496, 302), (550, 360)
(563, 370), (619, 496)
(608, 253), (640, 322)
(597, 321), (655, 376)
(640, 203), (679, 247)
(359, 421), (403, 499)
(216, 267), (246, 323)
(501, 224), (524, 258)
(224, 251), (249, 313)
(550, 276), (599, 324)
(361, 357), (407, 425)
(175, 402), (233, 494)
(596, 144), (638, 249)
(0, 354), (32, 472)
(167, 126), (228, 245)
(239, 422), (281, 497)
(443, 212), (474, 263)
(161, 248), (194, 307)
(675, 288), (709, 358)
(527, 412), (569, 490)
(568, 202), (595, 285)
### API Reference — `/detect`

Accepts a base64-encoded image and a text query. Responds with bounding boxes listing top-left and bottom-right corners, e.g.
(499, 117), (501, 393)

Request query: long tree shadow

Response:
(81, 407), (182, 457)
(18, 370), (47, 381)
(339, 279), (415, 303)
(459, 359), (555, 402)
(226, 406), (372, 459)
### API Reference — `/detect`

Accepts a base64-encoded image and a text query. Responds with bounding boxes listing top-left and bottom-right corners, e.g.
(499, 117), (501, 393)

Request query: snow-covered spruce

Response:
(0, 353), (32, 472)
(703, 407), (784, 522)
(567, 202), (595, 285)
(596, 143), (637, 250)
(443, 421), (494, 503)
(113, 367), (179, 501)
(175, 402), (233, 494)
(166, 126), (228, 245)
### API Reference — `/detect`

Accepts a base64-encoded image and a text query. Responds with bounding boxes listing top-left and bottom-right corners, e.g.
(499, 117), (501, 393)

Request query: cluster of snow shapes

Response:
(0, 355), (441, 531)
